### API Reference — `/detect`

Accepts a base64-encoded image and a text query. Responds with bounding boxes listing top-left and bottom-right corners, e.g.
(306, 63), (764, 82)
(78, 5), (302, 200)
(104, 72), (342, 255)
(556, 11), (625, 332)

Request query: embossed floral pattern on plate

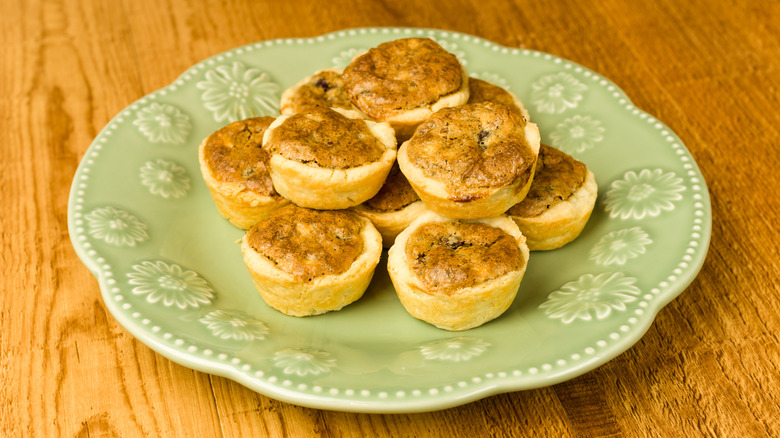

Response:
(530, 72), (587, 114)
(540, 272), (642, 324)
(200, 309), (270, 341)
(85, 206), (149, 247)
(273, 349), (337, 377)
(133, 103), (191, 144)
(590, 227), (653, 266)
(549, 115), (605, 154)
(420, 337), (491, 362)
(197, 61), (280, 123)
(604, 168), (686, 220)
(127, 260), (216, 309)
(139, 159), (191, 199)
(331, 47), (366, 69)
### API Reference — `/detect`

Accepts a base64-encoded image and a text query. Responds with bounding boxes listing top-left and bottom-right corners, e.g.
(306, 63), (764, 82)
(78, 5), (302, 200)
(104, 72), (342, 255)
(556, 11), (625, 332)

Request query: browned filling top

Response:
(405, 221), (523, 294)
(406, 102), (536, 200)
(202, 117), (279, 197)
(363, 163), (420, 211)
(467, 78), (522, 116)
(246, 204), (365, 281)
(264, 107), (386, 169)
(342, 38), (464, 120)
(281, 70), (359, 114)
(508, 144), (588, 218)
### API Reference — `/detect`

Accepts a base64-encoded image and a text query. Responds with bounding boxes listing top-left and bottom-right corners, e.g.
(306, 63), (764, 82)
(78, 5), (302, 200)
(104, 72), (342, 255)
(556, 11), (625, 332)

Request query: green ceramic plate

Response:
(68, 27), (711, 413)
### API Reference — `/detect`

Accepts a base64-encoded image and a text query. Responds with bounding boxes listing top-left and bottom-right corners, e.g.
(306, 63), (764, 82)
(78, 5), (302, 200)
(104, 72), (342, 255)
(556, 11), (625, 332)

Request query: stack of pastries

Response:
(198, 37), (597, 330)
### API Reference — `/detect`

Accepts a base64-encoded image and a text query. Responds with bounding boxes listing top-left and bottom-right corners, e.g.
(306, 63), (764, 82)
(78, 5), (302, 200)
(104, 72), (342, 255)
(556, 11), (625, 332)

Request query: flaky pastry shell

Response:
(396, 121), (541, 219)
(387, 212), (529, 331)
(279, 68), (369, 120)
(351, 200), (430, 248)
(508, 169), (598, 251)
(262, 116), (397, 210)
(382, 66), (471, 142)
(198, 138), (290, 229)
(241, 215), (382, 317)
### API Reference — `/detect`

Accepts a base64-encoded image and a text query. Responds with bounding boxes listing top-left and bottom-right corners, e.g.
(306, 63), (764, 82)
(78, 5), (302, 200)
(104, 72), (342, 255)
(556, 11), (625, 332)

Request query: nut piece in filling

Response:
(262, 106), (397, 209)
(507, 144), (598, 251)
(242, 204), (382, 316)
(387, 211), (529, 331)
(279, 69), (368, 120)
(467, 77), (531, 121)
(342, 37), (470, 141)
(351, 163), (429, 247)
(397, 101), (541, 219)
(198, 117), (290, 229)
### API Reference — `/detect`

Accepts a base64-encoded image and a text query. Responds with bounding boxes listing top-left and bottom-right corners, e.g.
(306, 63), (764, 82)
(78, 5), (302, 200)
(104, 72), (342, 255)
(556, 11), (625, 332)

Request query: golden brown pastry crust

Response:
(279, 68), (368, 120)
(404, 221), (523, 292)
(242, 205), (382, 316)
(262, 107), (397, 209)
(361, 163), (420, 212)
(342, 38), (470, 141)
(509, 144), (588, 216)
(387, 211), (529, 331)
(198, 117), (290, 229)
(397, 102), (541, 219)
(509, 170), (597, 251)
(352, 201), (429, 248)
(467, 77), (531, 121)
(245, 205), (365, 280)
(507, 145), (597, 250)
(351, 163), (429, 247)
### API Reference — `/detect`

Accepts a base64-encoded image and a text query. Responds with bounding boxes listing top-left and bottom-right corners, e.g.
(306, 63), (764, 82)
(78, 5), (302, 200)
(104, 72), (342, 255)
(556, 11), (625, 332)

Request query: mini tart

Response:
(507, 144), (598, 250)
(342, 38), (470, 141)
(279, 68), (368, 120)
(241, 204), (382, 317)
(351, 163), (430, 247)
(262, 107), (397, 209)
(467, 77), (531, 121)
(397, 102), (541, 219)
(198, 117), (290, 229)
(387, 211), (529, 331)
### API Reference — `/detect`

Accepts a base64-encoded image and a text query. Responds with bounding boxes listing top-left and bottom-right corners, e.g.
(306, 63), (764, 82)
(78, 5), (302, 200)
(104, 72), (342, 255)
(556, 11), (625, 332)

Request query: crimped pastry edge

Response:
(279, 68), (370, 120)
(397, 121), (541, 219)
(387, 211), (529, 331)
(263, 114), (397, 209)
(198, 135), (291, 229)
(241, 213), (383, 316)
(508, 169), (598, 251)
(351, 200), (430, 248)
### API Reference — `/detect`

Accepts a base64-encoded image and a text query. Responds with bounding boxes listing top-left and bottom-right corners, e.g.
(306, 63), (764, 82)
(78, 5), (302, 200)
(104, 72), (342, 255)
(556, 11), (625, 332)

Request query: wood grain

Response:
(2, 0), (779, 436)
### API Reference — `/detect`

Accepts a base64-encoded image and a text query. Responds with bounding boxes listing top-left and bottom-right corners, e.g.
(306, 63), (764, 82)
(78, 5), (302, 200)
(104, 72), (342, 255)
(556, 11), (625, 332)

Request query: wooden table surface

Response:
(3, 0), (779, 436)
